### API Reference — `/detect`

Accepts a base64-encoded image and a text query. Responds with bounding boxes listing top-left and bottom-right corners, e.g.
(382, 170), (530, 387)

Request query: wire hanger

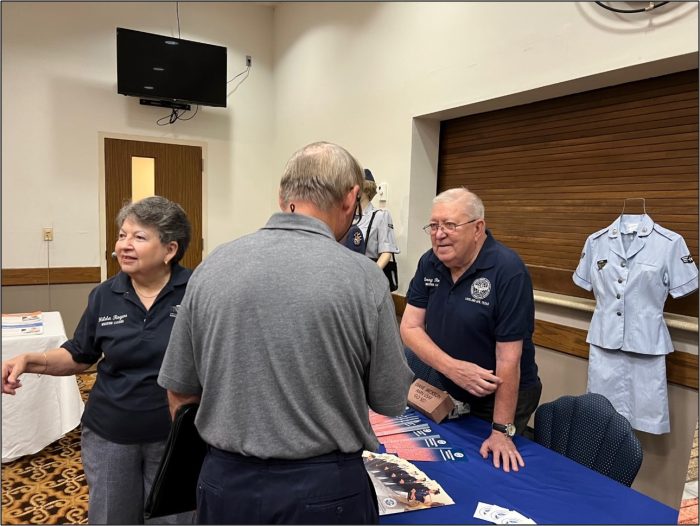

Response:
(621, 197), (646, 216)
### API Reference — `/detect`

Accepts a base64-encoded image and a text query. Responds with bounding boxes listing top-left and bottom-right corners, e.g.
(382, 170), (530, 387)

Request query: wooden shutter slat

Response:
(437, 70), (699, 318)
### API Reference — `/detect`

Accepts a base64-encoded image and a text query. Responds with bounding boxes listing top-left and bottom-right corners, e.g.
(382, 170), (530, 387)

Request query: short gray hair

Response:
(279, 142), (364, 211)
(433, 187), (485, 220)
(116, 196), (192, 266)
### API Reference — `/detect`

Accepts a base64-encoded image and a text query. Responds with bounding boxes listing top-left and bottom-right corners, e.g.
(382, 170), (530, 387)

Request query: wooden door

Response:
(104, 138), (203, 278)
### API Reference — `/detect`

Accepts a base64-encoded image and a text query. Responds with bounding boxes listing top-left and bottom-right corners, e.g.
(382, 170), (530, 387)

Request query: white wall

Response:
(4, 1), (697, 276)
(273, 1), (699, 291)
(2, 1), (277, 270)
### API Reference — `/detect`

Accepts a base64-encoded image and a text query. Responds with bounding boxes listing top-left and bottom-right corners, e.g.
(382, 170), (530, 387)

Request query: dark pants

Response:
(196, 447), (379, 525)
(468, 379), (543, 435)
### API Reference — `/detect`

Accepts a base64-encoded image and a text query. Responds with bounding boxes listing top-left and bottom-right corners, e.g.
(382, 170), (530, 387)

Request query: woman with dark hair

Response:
(2, 196), (193, 524)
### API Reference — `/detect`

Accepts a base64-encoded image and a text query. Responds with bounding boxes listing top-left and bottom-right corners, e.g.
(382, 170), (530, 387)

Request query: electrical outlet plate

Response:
(43, 227), (54, 241)
(246, 55), (252, 67)
(377, 183), (388, 202)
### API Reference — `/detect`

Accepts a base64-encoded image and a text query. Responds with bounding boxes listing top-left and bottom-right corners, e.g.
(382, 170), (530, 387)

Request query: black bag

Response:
(366, 211), (399, 292)
(144, 403), (207, 519)
(383, 254), (399, 292)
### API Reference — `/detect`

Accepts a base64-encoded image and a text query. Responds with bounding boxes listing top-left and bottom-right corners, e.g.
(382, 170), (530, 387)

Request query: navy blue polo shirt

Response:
(406, 231), (538, 404)
(63, 264), (191, 444)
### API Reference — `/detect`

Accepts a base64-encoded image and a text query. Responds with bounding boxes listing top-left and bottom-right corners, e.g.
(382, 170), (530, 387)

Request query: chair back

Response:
(404, 347), (445, 390)
(534, 392), (643, 487)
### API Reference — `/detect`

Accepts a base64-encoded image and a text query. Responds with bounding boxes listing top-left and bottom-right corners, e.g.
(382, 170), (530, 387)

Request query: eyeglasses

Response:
(422, 218), (478, 235)
(351, 193), (363, 226)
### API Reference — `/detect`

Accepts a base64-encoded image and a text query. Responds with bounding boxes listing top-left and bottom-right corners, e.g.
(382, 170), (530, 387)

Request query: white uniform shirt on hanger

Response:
(573, 213), (697, 434)
(356, 202), (400, 260)
(573, 213), (697, 355)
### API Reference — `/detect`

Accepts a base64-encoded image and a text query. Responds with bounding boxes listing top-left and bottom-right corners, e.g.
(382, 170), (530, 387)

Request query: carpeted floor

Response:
(1, 373), (698, 524)
(1, 373), (94, 525)
(679, 422), (699, 525)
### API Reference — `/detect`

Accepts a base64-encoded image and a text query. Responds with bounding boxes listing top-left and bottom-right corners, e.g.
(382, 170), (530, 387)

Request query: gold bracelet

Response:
(38, 351), (48, 378)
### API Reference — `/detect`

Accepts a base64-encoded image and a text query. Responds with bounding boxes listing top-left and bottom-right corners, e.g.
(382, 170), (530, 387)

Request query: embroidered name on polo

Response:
(98, 314), (128, 326)
(423, 277), (441, 287)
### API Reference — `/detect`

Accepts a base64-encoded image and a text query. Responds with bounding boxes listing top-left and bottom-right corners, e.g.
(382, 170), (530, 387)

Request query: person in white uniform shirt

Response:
(573, 212), (698, 434)
(355, 168), (400, 269)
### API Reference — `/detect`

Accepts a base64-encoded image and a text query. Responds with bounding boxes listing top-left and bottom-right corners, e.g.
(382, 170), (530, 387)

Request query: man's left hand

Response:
(479, 431), (524, 472)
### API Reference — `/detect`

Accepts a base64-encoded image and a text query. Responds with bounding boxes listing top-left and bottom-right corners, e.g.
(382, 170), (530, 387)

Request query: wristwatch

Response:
(492, 422), (516, 438)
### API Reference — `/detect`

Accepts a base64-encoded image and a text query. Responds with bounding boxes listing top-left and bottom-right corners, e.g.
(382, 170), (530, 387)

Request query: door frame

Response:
(98, 132), (209, 281)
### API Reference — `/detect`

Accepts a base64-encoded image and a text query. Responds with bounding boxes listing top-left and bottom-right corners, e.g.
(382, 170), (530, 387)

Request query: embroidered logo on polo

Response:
(98, 314), (127, 327)
(681, 255), (694, 264)
(470, 278), (491, 300)
(423, 276), (441, 287)
(597, 259), (607, 270)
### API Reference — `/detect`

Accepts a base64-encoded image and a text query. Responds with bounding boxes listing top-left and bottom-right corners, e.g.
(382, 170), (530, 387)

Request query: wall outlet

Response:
(43, 227), (54, 241)
(377, 182), (388, 202)
(246, 55), (252, 67)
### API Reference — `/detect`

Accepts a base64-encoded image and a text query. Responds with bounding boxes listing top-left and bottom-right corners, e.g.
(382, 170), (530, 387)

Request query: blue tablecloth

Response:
(379, 415), (677, 524)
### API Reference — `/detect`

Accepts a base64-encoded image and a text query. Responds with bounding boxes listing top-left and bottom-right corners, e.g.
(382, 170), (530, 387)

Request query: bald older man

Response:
(401, 188), (542, 473)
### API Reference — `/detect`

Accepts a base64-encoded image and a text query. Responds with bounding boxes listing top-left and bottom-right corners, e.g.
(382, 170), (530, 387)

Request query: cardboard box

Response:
(407, 379), (455, 424)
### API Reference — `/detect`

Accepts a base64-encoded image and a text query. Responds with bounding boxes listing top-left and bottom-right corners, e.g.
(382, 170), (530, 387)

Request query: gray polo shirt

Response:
(158, 212), (413, 459)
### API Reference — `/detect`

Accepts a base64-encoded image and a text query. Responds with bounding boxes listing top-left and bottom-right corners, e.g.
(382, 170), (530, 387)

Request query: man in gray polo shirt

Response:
(158, 141), (414, 524)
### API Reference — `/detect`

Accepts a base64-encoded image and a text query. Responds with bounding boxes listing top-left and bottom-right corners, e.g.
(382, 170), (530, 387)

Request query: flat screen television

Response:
(117, 27), (227, 108)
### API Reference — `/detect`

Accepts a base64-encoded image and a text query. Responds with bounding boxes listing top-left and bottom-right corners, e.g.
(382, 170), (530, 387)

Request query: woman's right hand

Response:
(2, 355), (28, 395)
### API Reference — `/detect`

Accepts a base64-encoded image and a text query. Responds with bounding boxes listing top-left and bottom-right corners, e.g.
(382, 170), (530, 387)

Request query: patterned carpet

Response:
(1, 373), (94, 525)
(679, 422), (699, 525)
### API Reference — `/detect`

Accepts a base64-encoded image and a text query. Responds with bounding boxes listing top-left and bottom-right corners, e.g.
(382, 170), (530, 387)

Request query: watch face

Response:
(493, 422), (516, 437)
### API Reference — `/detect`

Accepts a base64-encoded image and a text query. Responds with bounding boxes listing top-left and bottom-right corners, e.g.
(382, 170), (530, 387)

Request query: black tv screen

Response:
(117, 27), (227, 108)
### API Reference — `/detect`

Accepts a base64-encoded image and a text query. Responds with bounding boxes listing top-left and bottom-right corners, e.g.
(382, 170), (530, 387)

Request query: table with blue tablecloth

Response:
(378, 414), (677, 524)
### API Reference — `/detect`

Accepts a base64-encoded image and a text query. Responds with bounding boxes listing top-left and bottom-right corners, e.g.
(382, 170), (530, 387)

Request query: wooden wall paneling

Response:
(2, 267), (101, 286)
(438, 69), (699, 318)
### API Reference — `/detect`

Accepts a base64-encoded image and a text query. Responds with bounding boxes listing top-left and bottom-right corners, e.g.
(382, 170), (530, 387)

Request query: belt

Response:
(209, 447), (363, 465)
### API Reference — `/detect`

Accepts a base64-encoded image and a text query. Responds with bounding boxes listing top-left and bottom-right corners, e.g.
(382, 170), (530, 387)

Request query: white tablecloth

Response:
(2, 311), (85, 462)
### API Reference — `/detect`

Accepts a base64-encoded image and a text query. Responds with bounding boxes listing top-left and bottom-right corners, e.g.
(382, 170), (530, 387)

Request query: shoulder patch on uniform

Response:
(681, 255), (694, 264)
(653, 223), (679, 241)
(597, 259), (607, 270)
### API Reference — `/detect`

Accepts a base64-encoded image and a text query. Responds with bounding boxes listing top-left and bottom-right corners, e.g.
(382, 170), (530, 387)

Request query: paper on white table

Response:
(2, 311), (44, 336)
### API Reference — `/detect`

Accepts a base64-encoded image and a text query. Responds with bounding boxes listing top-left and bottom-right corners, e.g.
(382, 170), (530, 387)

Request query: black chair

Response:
(534, 392), (643, 487)
(404, 347), (445, 390)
